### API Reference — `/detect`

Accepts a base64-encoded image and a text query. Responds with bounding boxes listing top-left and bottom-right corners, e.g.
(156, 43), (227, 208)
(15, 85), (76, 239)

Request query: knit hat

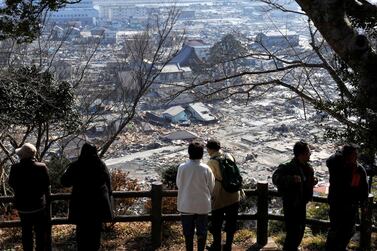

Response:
(15, 143), (37, 159)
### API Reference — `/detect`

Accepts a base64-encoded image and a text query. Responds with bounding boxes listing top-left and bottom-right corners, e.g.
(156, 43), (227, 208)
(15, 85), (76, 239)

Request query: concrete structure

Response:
(156, 64), (192, 82)
(162, 130), (198, 141)
(48, 0), (98, 25)
(187, 102), (217, 123)
(256, 30), (299, 48)
(100, 5), (153, 21)
(162, 106), (188, 123)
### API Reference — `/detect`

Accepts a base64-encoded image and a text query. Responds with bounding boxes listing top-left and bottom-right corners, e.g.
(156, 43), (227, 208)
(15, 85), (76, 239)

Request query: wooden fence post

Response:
(257, 181), (268, 246)
(360, 194), (374, 251)
(151, 182), (163, 248)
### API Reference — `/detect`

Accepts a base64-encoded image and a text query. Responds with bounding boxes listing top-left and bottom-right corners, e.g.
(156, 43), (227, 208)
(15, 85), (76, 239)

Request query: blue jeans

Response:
(181, 214), (208, 251)
(181, 214), (208, 237)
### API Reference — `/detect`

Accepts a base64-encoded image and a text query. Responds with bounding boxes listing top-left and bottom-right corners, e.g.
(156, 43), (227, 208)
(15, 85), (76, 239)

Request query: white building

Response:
(256, 30), (299, 48)
(156, 64), (192, 82)
(48, 0), (98, 25)
(100, 5), (151, 21)
(187, 102), (217, 123)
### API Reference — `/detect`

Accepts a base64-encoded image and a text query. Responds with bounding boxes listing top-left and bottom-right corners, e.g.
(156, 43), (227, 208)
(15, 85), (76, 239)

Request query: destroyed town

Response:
(1, 0), (377, 250)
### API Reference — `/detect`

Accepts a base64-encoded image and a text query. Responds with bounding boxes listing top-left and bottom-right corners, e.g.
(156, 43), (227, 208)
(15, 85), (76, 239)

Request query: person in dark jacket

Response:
(9, 143), (51, 251)
(325, 144), (369, 251)
(272, 141), (317, 251)
(61, 143), (113, 251)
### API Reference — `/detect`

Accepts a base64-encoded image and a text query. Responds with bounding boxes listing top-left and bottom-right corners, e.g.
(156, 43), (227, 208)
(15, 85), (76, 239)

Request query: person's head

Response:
(342, 143), (359, 166)
(188, 141), (204, 160)
(79, 143), (98, 161)
(293, 141), (311, 163)
(15, 143), (37, 160)
(206, 139), (221, 155)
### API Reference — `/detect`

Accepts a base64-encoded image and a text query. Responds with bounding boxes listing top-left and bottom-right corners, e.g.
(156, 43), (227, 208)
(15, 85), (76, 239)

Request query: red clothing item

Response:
(351, 169), (361, 187)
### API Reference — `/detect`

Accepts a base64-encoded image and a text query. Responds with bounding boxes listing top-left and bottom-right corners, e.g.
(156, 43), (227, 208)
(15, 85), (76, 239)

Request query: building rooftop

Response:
(185, 39), (210, 48)
(188, 102), (216, 122)
(162, 106), (186, 117)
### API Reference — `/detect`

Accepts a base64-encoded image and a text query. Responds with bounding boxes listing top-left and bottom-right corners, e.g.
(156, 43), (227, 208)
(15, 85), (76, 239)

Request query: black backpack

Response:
(212, 154), (243, 193)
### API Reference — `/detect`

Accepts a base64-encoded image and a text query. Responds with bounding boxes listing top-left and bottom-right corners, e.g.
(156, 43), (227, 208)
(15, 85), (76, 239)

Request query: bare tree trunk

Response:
(295, 0), (377, 110)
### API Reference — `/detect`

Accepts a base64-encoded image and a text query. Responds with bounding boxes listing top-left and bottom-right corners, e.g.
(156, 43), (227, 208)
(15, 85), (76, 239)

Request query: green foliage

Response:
(154, 164), (180, 215)
(0, 0), (79, 42)
(307, 202), (329, 221)
(208, 34), (248, 66)
(159, 164), (179, 189)
(0, 65), (80, 132)
(307, 202), (329, 235)
(269, 219), (285, 235)
(47, 155), (71, 193)
(301, 234), (326, 251)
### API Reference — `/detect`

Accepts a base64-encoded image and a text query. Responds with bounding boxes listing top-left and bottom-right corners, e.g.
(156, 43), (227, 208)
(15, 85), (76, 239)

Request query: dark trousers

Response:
(181, 214), (208, 251)
(209, 202), (240, 250)
(325, 204), (357, 251)
(19, 209), (50, 251)
(76, 221), (102, 251)
(283, 201), (306, 251)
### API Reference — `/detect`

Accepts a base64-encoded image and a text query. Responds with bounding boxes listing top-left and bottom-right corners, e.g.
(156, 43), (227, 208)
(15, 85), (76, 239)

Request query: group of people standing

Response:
(273, 141), (369, 251)
(9, 142), (112, 251)
(176, 139), (241, 251)
(8, 139), (370, 251)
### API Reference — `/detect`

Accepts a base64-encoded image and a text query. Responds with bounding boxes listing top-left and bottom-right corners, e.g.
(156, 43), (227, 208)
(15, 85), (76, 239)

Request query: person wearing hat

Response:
(325, 144), (369, 251)
(61, 143), (113, 251)
(8, 143), (51, 251)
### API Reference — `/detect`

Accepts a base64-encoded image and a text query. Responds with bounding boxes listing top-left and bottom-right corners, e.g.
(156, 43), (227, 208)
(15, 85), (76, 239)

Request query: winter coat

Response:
(327, 152), (368, 207)
(207, 151), (240, 210)
(176, 159), (215, 214)
(9, 158), (50, 212)
(61, 158), (113, 224)
(272, 158), (315, 207)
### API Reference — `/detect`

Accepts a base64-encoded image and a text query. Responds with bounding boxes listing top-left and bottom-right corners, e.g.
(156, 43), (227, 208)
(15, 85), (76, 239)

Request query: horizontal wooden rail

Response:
(0, 182), (374, 249)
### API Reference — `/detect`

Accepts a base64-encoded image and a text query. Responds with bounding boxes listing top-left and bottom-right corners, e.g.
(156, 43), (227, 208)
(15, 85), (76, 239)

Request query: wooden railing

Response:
(0, 182), (375, 250)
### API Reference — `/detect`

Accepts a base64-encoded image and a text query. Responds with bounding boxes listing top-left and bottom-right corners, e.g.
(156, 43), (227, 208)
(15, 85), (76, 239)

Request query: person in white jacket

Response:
(176, 141), (215, 251)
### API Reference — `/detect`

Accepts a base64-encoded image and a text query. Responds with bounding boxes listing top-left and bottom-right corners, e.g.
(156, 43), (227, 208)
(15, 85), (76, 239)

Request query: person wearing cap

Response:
(206, 139), (240, 251)
(8, 143), (51, 251)
(176, 141), (215, 251)
(325, 144), (369, 251)
(272, 141), (317, 251)
(61, 143), (113, 251)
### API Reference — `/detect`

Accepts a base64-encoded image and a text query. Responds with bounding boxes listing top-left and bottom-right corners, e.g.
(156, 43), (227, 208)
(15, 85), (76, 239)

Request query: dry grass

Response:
(2, 224), (376, 250)
(0, 223), (256, 250)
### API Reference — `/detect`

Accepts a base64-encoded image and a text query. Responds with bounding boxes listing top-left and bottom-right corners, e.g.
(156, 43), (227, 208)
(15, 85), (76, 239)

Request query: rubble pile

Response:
(106, 87), (339, 195)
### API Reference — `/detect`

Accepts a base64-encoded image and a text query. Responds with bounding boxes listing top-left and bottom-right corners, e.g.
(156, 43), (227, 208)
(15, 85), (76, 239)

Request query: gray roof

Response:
(162, 106), (185, 117)
(169, 45), (201, 67)
(163, 130), (198, 141)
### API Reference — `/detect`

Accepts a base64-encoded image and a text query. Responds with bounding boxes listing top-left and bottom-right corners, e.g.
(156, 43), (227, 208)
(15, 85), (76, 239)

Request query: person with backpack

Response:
(176, 141), (215, 251)
(206, 139), (242, 251)
(272, 141), (317, 251)
(325, 144), (368, 251)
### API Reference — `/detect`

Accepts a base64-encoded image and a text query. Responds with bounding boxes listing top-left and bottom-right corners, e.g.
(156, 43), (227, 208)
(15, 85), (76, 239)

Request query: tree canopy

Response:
(0, 0), (80, 42)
